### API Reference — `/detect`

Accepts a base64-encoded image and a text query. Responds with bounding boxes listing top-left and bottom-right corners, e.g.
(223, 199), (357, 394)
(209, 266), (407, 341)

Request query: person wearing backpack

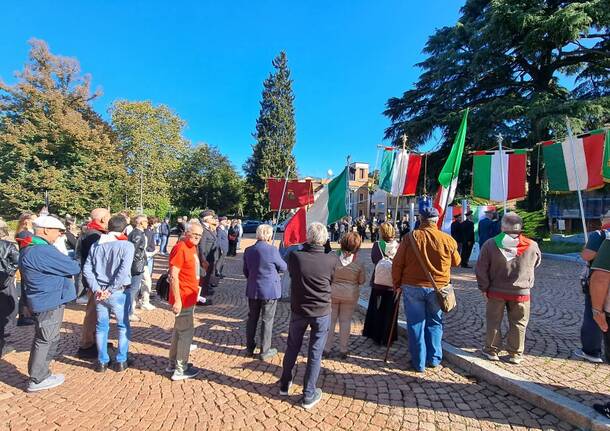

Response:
(323, 232), (366, 359)
(0, 220), (20, 357)
(362, 222), (400, 346)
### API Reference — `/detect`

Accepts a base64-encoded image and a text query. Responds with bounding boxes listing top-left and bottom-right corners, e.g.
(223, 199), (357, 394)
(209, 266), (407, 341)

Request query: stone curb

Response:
(542, 252), (584, 263)
(356, 298), (610, 431)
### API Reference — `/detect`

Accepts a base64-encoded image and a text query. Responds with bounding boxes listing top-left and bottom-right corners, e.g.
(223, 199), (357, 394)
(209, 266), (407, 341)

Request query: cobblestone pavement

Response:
(0, 238), (577, 430)
(358, 244), (610, 411)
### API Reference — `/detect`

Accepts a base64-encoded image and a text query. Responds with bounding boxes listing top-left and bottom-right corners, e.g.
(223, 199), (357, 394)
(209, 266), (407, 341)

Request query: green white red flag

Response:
(543, 129), (606, 192)
(472, 150), (527, 201)
(283, 167), (348, 246)
(433, 109), (469, 221)
(378, 149), (422, 197)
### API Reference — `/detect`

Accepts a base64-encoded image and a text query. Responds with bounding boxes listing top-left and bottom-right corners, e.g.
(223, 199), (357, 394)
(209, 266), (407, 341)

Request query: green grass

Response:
(539, 239), (583, 255)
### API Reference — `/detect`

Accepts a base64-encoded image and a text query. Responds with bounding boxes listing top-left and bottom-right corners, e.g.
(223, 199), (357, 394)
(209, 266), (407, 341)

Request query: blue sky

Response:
(0, 1), (462, 178)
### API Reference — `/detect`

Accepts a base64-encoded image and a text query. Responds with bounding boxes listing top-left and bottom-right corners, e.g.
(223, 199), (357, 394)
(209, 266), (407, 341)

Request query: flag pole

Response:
(565, 117), (589, 243)
(497, 134), (508, 214)
(440, 109), (468, 228)
(271, 163), (292, 246)
(393, 135), (407, 225)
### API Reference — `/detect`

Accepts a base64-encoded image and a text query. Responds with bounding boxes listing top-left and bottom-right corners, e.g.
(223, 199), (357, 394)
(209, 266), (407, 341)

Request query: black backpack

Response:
(156, 272), (170, 301)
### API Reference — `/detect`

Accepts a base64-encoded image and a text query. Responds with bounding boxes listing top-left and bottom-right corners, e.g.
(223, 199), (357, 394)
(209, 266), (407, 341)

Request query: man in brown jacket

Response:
(392, 207), (461, 372)
(475, 212), (541, 364)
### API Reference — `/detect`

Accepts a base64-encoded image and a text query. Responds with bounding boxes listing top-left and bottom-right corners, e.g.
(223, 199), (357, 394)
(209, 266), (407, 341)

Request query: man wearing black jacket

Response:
(279, 222), (337, 410)
(460, 211), (475, 268)
(127, 215), (148, 322)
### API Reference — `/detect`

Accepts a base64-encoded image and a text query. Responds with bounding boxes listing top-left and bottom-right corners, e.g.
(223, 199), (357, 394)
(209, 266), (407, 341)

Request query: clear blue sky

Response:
(0, 1), (461, 178)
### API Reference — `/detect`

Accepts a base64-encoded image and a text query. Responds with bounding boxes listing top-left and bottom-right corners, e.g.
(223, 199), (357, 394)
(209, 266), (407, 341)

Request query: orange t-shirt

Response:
(169, 240), (200, 308)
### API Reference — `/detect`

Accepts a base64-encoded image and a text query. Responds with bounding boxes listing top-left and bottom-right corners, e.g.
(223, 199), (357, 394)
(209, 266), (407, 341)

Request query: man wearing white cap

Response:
(18, 215), (81, 392)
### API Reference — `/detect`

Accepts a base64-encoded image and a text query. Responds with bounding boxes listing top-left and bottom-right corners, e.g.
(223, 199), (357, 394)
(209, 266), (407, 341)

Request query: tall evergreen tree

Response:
(384, 0), (610, 210)
(244, 51), (297, 219)
(0, 39), (127, 218)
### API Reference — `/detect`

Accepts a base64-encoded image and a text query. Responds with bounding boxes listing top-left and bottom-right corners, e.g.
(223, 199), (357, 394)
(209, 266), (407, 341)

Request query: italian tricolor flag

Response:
(378, 148), (422, 197)
(494, 232), (532, 262)
(283, 167), (348, 246)
(543, 130), (606, 192)
(472, 150), (527, 201)
(433, 109), (469, 222)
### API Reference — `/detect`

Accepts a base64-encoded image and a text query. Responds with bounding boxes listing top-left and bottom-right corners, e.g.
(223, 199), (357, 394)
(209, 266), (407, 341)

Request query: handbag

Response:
(407, 232), (456, 313)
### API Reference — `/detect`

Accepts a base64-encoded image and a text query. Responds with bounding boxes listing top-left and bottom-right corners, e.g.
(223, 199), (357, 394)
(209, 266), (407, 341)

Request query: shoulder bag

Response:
(407, 232), (456, 313)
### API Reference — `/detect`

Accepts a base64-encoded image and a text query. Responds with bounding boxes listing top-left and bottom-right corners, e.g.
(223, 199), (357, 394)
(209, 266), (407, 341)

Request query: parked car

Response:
(242, 220), (263, 233)
(274, 215), (294, 232)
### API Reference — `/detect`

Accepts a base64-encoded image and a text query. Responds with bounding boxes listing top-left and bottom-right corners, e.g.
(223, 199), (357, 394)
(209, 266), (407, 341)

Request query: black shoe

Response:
(245, 347), (256, 358)
(593, 402), (610, 419)
(77, 345), (98, 359)
(95, 362), (107, 373)
(17, 318), (35, 326)
(197, 299), (213, 306)
(461, 264), (472, 268)
(114, 361), (128, 372)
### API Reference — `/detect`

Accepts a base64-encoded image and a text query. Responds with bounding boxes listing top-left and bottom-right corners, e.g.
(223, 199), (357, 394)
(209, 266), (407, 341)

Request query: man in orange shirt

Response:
(167, 222), (204, 381)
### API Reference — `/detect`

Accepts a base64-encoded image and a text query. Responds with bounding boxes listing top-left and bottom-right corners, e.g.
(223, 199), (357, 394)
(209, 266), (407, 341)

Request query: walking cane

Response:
(384, 288), (402, 363)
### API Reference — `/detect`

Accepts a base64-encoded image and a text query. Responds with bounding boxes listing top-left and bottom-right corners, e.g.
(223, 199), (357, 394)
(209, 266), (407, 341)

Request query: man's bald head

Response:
(90, 208), (111, 229)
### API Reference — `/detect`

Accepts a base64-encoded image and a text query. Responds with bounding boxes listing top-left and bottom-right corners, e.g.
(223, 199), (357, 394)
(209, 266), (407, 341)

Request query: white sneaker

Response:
(481, 350), (500, 361)
(189, 344), (198, 352)
(129, 314), (141, 322)
(75, 296), (89, 305)
(140, 303), (156, 311)
(573, 348), (604, 364)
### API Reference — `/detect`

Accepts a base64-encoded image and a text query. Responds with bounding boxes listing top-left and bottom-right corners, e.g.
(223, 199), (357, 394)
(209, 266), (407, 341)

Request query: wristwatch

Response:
(592, 308), (604, 316)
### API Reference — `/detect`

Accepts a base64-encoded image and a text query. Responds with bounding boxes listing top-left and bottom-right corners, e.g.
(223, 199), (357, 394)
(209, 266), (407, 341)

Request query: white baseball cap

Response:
(33, 215), (66, 230)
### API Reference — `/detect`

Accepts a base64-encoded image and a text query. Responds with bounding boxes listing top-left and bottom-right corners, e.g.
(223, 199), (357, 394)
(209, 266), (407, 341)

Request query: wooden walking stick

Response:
(384, 288), (403, 363)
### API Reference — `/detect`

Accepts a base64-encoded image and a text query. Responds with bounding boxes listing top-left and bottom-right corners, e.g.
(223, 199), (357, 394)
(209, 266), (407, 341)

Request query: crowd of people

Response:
(0, 205), (609, 416)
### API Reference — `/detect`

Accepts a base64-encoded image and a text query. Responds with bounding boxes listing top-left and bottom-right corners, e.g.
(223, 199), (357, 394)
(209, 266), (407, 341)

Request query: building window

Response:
(359, 193), (363, 202)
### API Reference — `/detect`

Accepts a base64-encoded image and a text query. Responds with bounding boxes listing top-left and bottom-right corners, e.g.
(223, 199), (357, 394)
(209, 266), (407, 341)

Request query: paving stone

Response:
(0, 236), (579, 430)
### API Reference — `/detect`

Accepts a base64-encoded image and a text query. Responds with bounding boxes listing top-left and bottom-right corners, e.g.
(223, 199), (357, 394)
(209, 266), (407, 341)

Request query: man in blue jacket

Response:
(243, 224), (287, 361)
(19, 216), (81, 392)
(83, 215), (135, 373)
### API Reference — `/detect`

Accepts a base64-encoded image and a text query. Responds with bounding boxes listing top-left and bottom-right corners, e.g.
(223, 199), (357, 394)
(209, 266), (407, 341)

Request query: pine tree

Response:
(384, 0), (610, 210)
(244, 51), (297, 219)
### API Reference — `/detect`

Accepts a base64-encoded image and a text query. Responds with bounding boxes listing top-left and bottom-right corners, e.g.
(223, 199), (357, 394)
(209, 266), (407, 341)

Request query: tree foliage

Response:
(244, 51), (297, 219)
(384, 0), (610, 209)
(171, 144), (243, 215)
(110, 100), (188, 215)
(0, 39), (126, 218)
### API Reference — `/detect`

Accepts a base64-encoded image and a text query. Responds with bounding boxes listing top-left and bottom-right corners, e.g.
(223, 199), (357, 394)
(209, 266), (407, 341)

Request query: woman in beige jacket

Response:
(324, 232), (366, 359)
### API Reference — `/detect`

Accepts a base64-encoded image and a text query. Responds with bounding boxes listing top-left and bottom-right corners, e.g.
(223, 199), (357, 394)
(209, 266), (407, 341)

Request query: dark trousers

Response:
(18, 282), (31, 320)
(246, 299), (278, 354)
(228, 240), (237, 256)
(200, 261), (217, 296)
(581, 292), (604, 358)
(0, 278), (18, 351)
(460, 241), (473, 266)
(28, 306), (64, 383)
(280, 312), (330, 400)
(216, 254), (225, 277)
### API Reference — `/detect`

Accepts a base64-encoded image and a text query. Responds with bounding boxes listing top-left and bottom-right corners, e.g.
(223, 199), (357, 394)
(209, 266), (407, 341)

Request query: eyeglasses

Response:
(190, 233), (203, 238)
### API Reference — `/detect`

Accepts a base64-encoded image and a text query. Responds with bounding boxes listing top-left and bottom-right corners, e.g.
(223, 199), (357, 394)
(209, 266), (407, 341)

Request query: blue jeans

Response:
(126, 273), (143, 321)
(402, 285), (443, 371)
(160, 235), (169, 254)
(581, 292), (603, 357)
(147, 256), (154, 277)
(96, 290), (129, 364)
(280, 313), (330, 400)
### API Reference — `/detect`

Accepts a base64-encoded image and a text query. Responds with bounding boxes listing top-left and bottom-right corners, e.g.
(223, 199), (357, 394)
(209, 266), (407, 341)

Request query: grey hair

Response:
(256, 224), (273, 241)
(135, 214), (148, 225)
(186, 220), (203, 232)
(0, 219), (8, 239)
(501, 212), (523, 234)
(307, 222), (328, 246)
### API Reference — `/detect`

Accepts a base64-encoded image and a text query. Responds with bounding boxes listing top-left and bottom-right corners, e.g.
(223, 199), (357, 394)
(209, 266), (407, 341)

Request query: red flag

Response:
(267, 179), (314, 210)
(283, 208), (307, 246)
